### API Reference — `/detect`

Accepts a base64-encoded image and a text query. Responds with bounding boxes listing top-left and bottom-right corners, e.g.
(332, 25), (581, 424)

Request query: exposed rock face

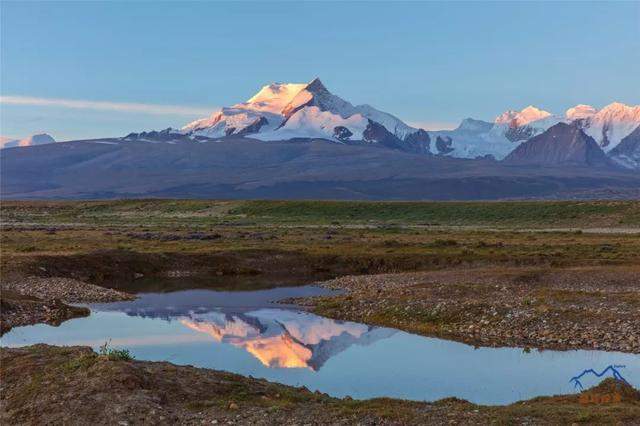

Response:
(280, 78), (352, 125)
(123, 128), (195, 143)
(435, 136), (454, 154)
(504, 124), (538, 143)
(236, 117), (268, 136)
(403, 129), (431, 154)
(503, 123), (613, 168)
(362, 119), (416, 152)
(333, 126), (353, 142)
(609, 125), (640, 169)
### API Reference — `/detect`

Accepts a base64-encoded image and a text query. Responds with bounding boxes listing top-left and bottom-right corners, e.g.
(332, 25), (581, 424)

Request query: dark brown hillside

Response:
(503, 123), (613, 168)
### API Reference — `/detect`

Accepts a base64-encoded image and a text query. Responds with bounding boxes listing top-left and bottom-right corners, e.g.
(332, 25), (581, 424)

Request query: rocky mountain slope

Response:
(503, 123), (613, 168)
(609, 125), (640, 169)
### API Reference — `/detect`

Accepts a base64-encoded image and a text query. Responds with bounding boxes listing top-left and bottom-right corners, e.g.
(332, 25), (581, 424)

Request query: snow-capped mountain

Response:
(428, 119), (510, 159)
(571, 102), (640, 152)
(609, 125), (640, 169)
(427, 107), (564, 160)
(428, 103), (640, 161)
(180, 78), (429, 153)
(566, 104), (597, 120)
(491, 103), (640, 151)
(0, 133), (56, 149)
(494, 106), (553, 128)
(122, 78), (638, 166)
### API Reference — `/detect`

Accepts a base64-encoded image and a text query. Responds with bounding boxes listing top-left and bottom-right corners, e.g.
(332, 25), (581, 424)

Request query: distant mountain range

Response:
(0, 133), (56, 149)
(123, 78), (640, 166)
(1, 78), (639, 200)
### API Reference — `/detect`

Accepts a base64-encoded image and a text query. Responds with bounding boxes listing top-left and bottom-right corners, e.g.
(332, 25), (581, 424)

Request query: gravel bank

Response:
(305, 265), (640, 354)
(1, 276), (134, 303)
(0, 276), (133, 334)
(0, 291), (90, 334)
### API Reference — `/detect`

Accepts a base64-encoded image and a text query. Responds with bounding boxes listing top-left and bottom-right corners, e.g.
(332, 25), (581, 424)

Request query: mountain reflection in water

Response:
(89, 288), (395, 371)
(180, 309), (394, 370)
(3, 286), (639, 405)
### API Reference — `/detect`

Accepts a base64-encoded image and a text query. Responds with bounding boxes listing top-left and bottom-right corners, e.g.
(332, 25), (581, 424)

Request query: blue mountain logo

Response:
(570, 365), (628, 390)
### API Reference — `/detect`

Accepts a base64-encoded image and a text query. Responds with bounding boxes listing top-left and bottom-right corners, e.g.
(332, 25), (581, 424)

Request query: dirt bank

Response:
(2, 345), (639, 425)
(12, 248), (509, 292)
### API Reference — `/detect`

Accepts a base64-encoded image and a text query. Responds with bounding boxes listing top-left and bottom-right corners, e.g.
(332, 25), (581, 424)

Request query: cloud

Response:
(0, 95), (214, 116)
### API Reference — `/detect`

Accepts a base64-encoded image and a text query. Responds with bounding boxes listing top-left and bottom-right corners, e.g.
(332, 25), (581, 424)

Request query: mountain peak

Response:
(495, 106), (551, 127)
(599, 102), (640, 115)
(456, 118), (493, 132)
(303, 77), (330, 95)
(521, 105), (545, 114)
(244, 82), (308, 114)
(307, 77), (324, 86)
(566, 104), (597, 120)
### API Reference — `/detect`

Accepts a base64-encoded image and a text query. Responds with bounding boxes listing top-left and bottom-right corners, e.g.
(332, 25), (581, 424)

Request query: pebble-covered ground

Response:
(0, 276), (133, 334)
(1, 276), (134, 303)
(0, 290), (90, 334)
(303, 265), (640, 354)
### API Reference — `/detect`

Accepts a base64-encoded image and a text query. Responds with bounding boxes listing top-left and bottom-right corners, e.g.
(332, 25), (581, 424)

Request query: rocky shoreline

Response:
(0, 276), (133, 334)
(303, 265), (640, 354)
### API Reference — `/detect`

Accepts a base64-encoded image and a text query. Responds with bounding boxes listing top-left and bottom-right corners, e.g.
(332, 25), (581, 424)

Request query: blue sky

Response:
(1, 1), (639, 141)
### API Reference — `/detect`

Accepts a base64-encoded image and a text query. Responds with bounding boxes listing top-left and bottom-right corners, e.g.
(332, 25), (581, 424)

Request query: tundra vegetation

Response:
(1, 199), (639, 424)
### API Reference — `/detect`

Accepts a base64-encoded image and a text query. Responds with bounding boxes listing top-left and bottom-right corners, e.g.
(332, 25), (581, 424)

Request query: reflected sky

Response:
(2, 286), (638, 405)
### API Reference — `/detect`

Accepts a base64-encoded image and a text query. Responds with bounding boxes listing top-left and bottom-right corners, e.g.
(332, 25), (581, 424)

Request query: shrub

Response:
(98, 340), (134, 361)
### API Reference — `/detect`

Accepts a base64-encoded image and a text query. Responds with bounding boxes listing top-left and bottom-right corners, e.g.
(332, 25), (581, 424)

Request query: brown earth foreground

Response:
(303, 265), (640, 353)
(1, 345), (639, 425)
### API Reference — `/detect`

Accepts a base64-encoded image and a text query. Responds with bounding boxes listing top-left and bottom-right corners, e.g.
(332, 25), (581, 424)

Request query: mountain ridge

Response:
(504, 123), (614, 168)
(3, 137), (638, 200)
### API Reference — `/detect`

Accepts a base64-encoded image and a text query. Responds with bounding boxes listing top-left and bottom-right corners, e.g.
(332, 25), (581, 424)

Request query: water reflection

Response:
(90, 287), (393, 371)
(2, 286), (638, 405)
(180, 309), (394, 370)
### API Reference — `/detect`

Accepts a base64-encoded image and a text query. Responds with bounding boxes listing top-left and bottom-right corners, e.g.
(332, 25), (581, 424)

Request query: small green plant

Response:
(98, 340), (134, 361)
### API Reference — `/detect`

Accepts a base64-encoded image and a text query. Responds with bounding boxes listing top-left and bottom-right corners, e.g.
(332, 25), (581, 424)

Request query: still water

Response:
(2, 285), (638, 405)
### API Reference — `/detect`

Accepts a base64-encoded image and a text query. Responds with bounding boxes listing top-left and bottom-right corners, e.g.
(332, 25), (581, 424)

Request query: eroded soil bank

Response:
(2, 345), (639, 425)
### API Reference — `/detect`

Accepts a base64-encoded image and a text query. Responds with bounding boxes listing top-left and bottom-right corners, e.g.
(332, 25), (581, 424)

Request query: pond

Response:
(2, 285), (638, 405)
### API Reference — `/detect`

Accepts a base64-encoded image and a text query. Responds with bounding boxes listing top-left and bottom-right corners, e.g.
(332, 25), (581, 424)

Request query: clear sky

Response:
(1, 1), (639, 141)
